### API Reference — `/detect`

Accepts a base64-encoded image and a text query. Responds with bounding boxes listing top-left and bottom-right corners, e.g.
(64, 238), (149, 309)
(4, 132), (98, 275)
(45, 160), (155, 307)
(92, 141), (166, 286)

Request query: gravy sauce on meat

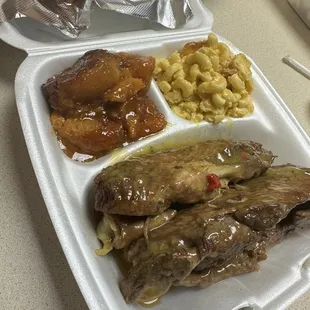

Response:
(93, 140), (310, 305)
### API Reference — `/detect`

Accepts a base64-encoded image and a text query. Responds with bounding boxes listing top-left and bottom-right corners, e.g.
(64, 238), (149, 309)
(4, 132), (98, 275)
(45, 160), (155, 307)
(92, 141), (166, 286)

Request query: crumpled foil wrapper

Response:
(95, 0), (193, 29)
(0, 0), (193, 38)
(0, 0), (93, 38)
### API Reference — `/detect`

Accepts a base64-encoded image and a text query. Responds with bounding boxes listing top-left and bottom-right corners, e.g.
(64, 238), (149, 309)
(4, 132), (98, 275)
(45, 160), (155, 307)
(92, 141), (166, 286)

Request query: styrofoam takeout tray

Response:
(1, 1), (310, 309)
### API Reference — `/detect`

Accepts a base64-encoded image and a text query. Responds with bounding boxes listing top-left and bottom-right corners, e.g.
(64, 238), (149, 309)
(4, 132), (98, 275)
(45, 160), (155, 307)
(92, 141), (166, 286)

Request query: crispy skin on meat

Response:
(120, 165), (310, 303)
(94, 140), (274, 216)
(42, 50), (155, 112)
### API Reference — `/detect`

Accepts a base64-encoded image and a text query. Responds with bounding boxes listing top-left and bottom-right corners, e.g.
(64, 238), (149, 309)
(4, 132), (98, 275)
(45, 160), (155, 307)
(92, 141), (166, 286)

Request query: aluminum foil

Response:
(0, 0), (193, 38)
(0, 0), (93, 38)
(95, 0), (193, 29)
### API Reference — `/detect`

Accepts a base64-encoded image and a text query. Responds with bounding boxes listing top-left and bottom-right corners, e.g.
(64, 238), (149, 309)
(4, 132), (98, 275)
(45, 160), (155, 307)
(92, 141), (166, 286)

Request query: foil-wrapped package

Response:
(0, 0), (193, 38)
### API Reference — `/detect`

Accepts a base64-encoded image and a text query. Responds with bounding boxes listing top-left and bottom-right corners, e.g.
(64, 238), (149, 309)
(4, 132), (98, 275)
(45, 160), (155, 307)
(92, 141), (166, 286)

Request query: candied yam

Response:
(64, 55), (120, 100)
(105, 77), (146, 103)
(117, 53), (155, 82)
(50, 111), (65, 130)
(181, 41), (208, 57)
(121, 97), (166, 140)
(44, 50), (165, 160)
(43, 50), (121, 112)
(42, 50), (156, 112)
(51, 112), (125, 155)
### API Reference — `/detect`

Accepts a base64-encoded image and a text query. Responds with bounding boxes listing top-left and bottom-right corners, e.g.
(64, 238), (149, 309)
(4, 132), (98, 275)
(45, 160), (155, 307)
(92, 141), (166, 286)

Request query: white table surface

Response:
(0, 0), (309, 309)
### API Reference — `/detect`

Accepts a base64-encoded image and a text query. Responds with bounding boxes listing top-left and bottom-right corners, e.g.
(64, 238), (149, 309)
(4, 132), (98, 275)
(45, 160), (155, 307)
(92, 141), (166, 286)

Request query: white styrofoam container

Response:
(1, 1), (310, 309)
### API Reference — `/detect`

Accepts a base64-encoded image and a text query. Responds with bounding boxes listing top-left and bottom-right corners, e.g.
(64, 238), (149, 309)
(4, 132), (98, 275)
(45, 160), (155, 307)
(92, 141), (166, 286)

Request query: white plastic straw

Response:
(282, 55), (310, 79)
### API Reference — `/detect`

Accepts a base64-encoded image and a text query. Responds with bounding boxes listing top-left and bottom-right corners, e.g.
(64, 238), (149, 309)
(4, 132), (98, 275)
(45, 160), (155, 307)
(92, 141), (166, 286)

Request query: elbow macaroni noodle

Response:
(154, 33), (254, 123)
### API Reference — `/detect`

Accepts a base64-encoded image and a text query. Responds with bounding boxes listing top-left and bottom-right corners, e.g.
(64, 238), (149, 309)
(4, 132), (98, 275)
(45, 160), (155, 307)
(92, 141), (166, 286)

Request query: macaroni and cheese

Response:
(154, 34), (254, 123)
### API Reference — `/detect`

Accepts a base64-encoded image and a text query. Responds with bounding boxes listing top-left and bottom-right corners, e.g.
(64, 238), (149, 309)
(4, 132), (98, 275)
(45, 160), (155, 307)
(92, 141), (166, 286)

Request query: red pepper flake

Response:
(241, 152), (248, 160)
(206, 174), (221, 192)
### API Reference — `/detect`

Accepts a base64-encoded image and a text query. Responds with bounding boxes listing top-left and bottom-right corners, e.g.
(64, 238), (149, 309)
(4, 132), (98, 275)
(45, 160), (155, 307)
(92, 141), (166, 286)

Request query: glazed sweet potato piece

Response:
(181, 40), (208, 56)
(43, 50), (166, 160)
(104, 77), (146, 103)
(50, 112), (125, 155)
(117, 52), (155, 94)
(43, 50), (121, 112)
(42, 50), (155, 112)
(120, 96), (166, 140)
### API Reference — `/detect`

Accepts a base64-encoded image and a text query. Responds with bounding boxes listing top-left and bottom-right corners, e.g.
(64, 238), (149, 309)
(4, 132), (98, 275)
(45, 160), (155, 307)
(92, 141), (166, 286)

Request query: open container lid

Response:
(0, 0), (213, 54)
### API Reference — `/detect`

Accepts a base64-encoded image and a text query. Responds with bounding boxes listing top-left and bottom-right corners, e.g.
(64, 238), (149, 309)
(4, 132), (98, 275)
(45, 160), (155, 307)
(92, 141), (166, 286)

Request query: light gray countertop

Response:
(0, 0), (309, 309)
